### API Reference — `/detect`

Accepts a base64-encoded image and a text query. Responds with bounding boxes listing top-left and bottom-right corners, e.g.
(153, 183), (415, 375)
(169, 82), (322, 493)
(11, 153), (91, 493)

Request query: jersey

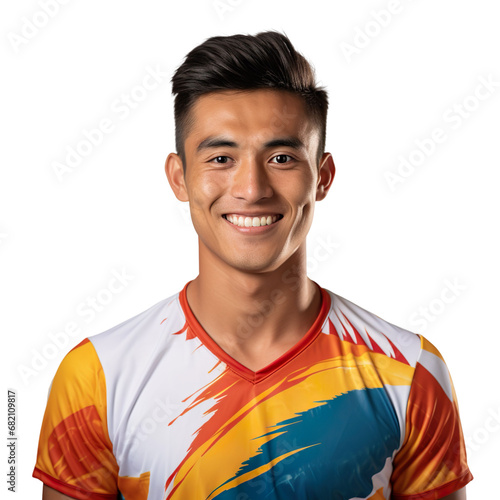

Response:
(33, 281), (472, 499)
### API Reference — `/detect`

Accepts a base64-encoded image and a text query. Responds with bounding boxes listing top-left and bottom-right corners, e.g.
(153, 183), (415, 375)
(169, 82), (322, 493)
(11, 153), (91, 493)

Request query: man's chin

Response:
(228, 259), (280, 274)
(198, 242), (287, 275)
(217, 253), (286, 275)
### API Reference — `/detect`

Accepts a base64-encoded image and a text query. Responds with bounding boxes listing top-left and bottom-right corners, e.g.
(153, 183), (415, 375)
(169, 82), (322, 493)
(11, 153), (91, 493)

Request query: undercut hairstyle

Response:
(171, 31), (329, 170)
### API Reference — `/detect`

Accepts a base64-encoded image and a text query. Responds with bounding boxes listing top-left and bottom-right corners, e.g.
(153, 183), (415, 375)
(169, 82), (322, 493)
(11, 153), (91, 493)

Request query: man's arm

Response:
(42, 485), (77, 500)
(441, 487), (467, 500)
(34, 341), (119, 498)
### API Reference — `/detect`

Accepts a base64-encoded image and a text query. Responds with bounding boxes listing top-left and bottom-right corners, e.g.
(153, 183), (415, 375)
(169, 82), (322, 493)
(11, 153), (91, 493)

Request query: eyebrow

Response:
(196, 137), (237, 152)
(196, 136), (306, 152)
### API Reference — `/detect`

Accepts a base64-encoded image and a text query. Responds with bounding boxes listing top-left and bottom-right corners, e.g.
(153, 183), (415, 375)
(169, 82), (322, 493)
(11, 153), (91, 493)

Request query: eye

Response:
(270, 154), (294, 164)
(210, 156), (230, 164)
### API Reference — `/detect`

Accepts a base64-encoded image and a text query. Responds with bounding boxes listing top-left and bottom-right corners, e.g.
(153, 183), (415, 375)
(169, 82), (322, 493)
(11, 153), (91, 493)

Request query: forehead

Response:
(185, 89), (318, 150)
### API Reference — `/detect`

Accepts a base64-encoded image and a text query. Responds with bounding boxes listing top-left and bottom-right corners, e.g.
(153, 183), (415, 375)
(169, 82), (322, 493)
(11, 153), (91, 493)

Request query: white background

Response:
(1, 0), (499, 497)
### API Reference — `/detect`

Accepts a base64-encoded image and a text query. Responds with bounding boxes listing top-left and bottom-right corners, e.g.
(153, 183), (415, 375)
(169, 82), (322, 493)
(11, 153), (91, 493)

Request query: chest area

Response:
(112, 355), (405, 500)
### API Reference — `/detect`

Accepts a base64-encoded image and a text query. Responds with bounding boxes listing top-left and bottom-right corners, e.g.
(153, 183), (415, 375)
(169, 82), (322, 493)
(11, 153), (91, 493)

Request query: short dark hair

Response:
(171, 31), (328, 170)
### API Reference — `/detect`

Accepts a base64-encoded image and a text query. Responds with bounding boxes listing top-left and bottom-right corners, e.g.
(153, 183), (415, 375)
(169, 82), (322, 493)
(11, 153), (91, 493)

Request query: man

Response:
(34, 32), (472, 499)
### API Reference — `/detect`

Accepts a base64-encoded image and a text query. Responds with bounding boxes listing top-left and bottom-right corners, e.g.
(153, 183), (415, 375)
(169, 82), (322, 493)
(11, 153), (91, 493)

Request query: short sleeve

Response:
(391, 336), (473, 499)
(33, 338), (119, 500)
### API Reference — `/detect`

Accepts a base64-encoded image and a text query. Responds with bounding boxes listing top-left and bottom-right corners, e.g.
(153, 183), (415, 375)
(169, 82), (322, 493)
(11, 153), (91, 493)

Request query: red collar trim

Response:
(178, 281), (331, 384)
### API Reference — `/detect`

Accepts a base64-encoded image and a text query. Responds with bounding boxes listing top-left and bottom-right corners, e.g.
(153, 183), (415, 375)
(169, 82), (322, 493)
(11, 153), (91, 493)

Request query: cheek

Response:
(188, 174), (224, 207)
(290, 173), (317, 208)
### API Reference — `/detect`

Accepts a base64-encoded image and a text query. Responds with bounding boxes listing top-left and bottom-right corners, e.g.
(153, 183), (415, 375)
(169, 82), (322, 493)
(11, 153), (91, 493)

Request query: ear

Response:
(165, 153), (189, 202)
(316, 153), (335, 201)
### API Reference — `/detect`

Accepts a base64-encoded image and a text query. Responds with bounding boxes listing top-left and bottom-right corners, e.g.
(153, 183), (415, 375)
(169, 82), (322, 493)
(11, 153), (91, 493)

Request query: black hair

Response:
(171, 31), (328, 169)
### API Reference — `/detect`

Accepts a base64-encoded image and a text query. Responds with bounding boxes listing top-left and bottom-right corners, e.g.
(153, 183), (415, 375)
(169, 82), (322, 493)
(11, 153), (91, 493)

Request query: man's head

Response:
(165, 32), (335, 276)
(171, 31), (328, 171)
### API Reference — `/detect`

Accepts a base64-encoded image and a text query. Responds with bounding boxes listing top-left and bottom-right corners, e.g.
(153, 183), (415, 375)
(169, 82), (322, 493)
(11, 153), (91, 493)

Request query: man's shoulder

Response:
(321, 287), (425, 367)
(87, 288), (185, 356)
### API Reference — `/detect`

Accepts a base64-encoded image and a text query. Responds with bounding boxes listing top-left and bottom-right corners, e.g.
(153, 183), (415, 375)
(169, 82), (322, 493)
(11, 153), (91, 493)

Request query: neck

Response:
(185, 241), (322, 368)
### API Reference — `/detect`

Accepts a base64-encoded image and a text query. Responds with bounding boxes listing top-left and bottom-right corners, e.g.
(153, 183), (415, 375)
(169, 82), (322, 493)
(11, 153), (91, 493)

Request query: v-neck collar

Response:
(178, 281), (331, 384)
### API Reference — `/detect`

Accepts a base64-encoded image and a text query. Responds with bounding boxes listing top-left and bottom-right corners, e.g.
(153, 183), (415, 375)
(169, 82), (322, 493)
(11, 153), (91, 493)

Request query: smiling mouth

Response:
(222, 214), (283, 227)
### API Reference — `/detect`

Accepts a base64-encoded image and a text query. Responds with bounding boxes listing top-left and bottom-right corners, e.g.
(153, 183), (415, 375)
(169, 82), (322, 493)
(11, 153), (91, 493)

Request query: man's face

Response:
(166, 89), (334, 274)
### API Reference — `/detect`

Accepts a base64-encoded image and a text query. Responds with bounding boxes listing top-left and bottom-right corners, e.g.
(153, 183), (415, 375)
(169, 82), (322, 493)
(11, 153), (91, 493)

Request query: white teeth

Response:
(225, 214), (281, 227)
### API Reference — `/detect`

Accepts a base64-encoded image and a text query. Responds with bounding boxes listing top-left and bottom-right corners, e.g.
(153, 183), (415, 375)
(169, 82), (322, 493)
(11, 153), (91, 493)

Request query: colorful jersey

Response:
(33, 282), (472, 499)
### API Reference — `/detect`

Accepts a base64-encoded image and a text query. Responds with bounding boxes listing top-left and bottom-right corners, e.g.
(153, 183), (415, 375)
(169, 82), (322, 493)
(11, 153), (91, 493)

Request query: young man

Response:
(34, 32), (472, 500)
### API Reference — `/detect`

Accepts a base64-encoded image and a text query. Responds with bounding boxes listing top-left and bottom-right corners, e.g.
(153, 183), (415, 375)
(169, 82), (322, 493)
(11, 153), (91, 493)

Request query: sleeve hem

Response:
(392, 469), (473, 500)
(33, 467), (117, 500)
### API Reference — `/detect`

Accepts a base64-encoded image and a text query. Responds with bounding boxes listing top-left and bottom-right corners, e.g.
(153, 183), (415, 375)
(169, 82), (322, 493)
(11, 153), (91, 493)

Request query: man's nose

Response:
(230, 157), (273, 202)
